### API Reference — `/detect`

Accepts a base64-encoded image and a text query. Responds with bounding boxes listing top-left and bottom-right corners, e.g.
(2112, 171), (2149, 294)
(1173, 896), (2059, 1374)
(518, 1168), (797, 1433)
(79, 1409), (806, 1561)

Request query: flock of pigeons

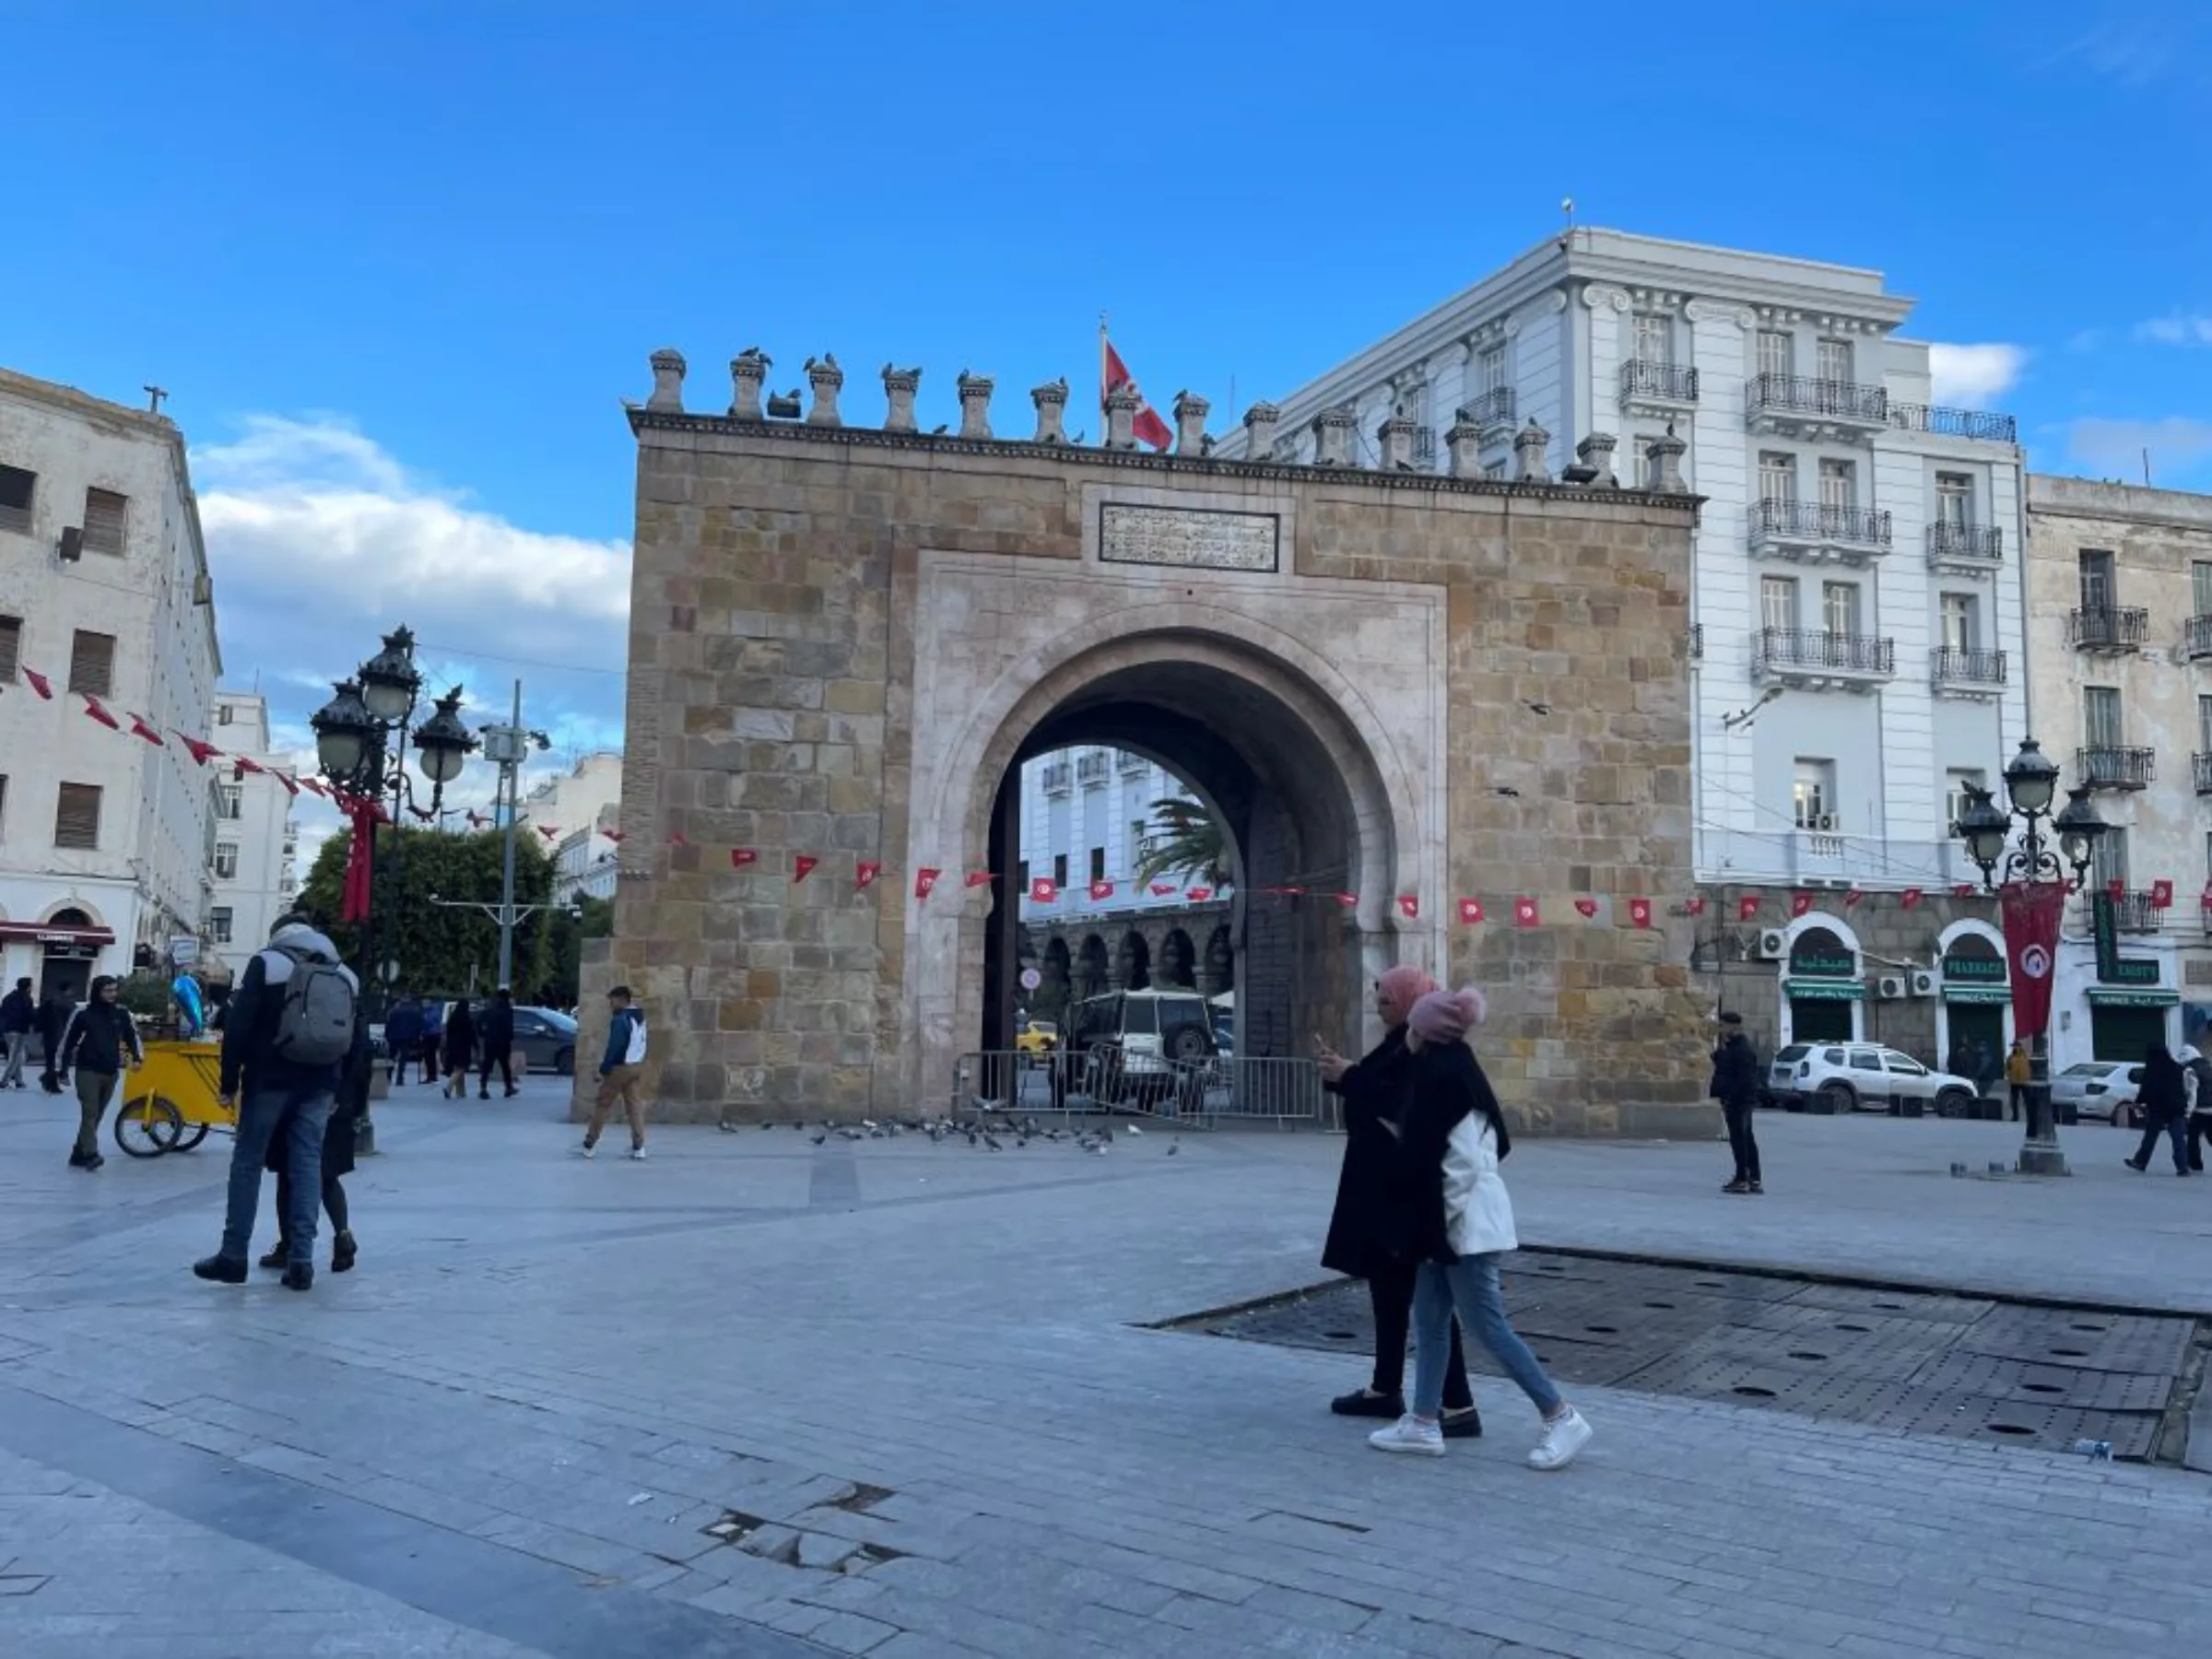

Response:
(714, 1114), (1178, 1156)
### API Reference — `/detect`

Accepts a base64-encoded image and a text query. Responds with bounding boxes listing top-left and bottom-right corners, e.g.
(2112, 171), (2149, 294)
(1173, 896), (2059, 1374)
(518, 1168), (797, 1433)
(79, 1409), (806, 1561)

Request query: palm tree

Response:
(1134, 796), (1230, 888)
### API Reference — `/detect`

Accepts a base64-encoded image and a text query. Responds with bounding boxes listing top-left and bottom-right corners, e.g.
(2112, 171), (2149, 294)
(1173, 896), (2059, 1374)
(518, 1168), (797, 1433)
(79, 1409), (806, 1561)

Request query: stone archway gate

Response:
(582, 348), (1716, 1137)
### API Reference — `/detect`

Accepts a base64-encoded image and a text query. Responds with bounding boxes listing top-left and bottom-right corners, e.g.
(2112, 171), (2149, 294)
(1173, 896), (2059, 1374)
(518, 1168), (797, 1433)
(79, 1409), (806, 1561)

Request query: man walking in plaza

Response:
(478, 986), (518, 1099)
(0, 976), (33, 1089)
(194, 913), (361, 1291)
(1712, 1011), (1762, 1194)
(578, 984), (649, 1159)
(384, 989), (424, 1086)
(56, 975), (142, 1169)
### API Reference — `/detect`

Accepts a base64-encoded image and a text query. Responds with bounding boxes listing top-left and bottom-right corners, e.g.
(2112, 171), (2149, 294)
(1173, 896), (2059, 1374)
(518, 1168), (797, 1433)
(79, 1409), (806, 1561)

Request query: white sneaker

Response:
(573, 1141), (597, 1159)
(1528, 1407), (1592, 1471)
(629, 1146), (648, 1161)
(1367, 1415), (1445, 1457)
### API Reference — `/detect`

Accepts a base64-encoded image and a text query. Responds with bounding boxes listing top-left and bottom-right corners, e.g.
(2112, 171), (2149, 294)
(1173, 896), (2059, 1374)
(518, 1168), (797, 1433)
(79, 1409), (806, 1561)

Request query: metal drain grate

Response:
(1167, 1252), (2198, 1460)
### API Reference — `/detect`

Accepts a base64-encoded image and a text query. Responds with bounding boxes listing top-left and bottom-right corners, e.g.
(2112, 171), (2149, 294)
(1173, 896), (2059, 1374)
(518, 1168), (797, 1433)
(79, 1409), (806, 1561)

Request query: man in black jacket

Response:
(57, 975), (143, 1169)
(1712, 1011), (1764, 1194)
(0, 976), (33, 1089)
(477, 987), (518, 1099)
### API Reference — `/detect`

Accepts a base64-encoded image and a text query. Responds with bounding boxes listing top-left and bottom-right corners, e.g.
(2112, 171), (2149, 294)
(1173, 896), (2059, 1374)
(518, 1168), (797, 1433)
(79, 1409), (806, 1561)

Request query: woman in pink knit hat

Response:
(1366, 984), (1593, 1471)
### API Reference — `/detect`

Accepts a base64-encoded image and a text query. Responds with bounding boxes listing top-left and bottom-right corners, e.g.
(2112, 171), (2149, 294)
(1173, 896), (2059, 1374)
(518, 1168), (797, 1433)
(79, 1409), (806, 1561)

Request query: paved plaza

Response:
(1, 1082), (2208, 1658)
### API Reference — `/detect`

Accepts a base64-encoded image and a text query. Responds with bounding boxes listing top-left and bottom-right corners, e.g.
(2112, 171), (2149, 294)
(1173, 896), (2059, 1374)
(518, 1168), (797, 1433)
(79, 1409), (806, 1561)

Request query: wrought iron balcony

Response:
(1117, 749), (1149, 775)
(1462, 385), (1515, 433)
(1076, 750), (1111, 785)
(1744, 372), (1889, 438)
(1751, 628), (1895, 689)
(2185, 616), (2212, 661)
(1747, 500), (1893, 565)
(1041, 760), (1072, 794)
(2084, 891), (2163, 934)
(1925, 522), (2003, 573)
(2067, 607), (2149, 653)
(1688, 622), (1703, 661)
(1930, 646), (2006, 694)
(1888, 403), (2018, 444)
(2076, 746), (2154, 790)
(1619, 360), (1699, 410)
(2194, 752), (2212, 795)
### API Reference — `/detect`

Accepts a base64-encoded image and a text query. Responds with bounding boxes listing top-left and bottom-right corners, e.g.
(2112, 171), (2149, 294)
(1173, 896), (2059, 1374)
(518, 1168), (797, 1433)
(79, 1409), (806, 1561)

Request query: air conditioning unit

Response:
(1756, 928), (1789, 959)
(1908, 969), (1939, 998)
(1877, 974), (1907, 1001)
(1813, 814), (1839, 831)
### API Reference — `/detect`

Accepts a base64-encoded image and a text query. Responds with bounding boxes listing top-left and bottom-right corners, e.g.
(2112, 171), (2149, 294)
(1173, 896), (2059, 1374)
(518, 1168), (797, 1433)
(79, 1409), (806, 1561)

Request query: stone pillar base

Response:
(2015, 1141), (2071, 1177)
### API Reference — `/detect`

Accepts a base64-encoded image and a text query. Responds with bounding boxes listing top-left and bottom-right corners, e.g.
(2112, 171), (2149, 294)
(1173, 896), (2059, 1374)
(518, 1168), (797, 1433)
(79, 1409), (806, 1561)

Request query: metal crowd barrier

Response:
(949, 1050), (1329, 1130)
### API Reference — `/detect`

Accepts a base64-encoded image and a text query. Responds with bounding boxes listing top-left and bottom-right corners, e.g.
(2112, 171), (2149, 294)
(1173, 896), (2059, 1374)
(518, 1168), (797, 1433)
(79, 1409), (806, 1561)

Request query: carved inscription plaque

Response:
(1100, 503), (1279, 572)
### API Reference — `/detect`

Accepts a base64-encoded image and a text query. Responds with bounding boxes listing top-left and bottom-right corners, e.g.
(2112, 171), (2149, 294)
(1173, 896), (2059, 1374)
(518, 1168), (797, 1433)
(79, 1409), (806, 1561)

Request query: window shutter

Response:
(54, 782), (101, 850)
(0, 614), (20, 681)
(68, 630), (115, 697)
(82, 488), (128, 555)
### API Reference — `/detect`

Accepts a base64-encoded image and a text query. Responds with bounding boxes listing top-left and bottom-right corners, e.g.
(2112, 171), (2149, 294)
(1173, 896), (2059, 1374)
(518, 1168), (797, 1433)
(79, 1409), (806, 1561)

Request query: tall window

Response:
(2083, 686), (2123, 748)
(1481, 460), (1508, 480)
(214, 842), (240, 879)
(1793, 759), (1836, 830)
(1088, 847), (1106, 882)
(0, 612), (19, 681)
(53, 782), (101, 850)
(218, 783), (242, 820)
(1821, 581), (1860, 637)
(2198, 695), (2212, 755)
(217, 703), (235, 726)
(1760, 576), (1797, 633)
(67, 629), (115, 698)
(209, 908), (234, 945)
(2091, 826), (2129, 893)
(1936, 472), (1973, 528)
(1632, 312), (1671, 364)
(1945, 770), (1986, 833)
(1478, 342), (1507, 395)
(0, 464), (33, 535)
(81, 487), (128, 556)
(1395, 379), (1425, 426)
(1052, 853), (1068, 888)
(1817, 337), (1854, 382)
(2077, 548), (2115, 611)
(1941, 594), (1978, 652)
(1757, 330), (1793, 380)
(2194, 561), (2212, 618)
(1818, 458), (1855, 511)
(1759, 453), (1796, 503)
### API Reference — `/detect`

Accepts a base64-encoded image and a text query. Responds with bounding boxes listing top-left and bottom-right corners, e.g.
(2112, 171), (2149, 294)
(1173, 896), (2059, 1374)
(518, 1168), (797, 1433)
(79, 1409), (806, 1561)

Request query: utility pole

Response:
(476, 680), (547, 991)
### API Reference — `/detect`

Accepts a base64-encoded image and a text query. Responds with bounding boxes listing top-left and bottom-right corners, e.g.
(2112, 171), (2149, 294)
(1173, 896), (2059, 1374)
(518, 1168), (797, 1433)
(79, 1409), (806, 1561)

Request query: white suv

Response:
(1768, 1042), (1981, 1117)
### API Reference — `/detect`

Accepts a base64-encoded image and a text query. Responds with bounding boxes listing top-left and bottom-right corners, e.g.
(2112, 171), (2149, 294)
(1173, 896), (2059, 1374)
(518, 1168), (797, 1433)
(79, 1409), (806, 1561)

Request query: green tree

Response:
(299, 826), (556, 998)
(1134, 796), (1231, 888)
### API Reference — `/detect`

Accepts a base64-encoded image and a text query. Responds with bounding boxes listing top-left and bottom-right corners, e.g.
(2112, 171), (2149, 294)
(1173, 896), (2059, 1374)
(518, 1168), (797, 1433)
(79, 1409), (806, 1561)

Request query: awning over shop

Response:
(1784, 978), (1865, 1001)
(0, 921), (117, 946)
(2085, 988), (2179, 1008)
(1941, 986), (2011, 1005)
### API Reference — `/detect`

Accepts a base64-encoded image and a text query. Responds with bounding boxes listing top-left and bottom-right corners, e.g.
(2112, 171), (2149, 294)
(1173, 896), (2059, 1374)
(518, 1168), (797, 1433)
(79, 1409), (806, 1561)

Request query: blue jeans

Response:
(1412, 1254), (1561, 1420)
(221, 1086), (335, 1265)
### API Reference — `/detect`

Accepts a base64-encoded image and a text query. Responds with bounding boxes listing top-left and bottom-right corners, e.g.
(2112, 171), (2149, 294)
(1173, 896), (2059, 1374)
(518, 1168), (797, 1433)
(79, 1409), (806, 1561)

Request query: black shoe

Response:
(281, 1262), (313, 1292)
(1440, 1406), (1483, 1440)
(193, 1255), (248, 1284)
(1747, 1179), (1764, 1194)
(478, 1090), (490, 1100)
(258, 1244), (288, 1270)
(1722, 1179), (1749, 1194)
(504, 1088), (519, 1098)
(67, 1147), (88, 1169)
(2125, 1158), (2147, 1172)
(1330, 1388), (1405, 1419)
(331, 1231), (358, 1273)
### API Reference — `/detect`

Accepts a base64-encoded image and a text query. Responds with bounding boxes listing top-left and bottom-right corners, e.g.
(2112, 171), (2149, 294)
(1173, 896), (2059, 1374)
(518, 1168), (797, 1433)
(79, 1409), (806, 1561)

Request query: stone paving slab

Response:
(1, 1084), (2210, 1656)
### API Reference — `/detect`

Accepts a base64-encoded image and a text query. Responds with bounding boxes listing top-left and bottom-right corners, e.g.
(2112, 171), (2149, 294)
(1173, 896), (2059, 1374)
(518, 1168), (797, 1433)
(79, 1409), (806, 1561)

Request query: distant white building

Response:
(527, 751), (623, 905)
(0, 368), (221, 1002)
(1016, 747), (1228, 924)
(206, 690), (298, 979)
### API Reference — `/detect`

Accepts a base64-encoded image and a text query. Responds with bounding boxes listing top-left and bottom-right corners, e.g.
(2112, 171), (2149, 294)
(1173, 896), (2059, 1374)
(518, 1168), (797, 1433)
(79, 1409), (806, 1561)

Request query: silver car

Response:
(2051, 1061), (2144, 1127)
(1768, 1042), (1981, 1117)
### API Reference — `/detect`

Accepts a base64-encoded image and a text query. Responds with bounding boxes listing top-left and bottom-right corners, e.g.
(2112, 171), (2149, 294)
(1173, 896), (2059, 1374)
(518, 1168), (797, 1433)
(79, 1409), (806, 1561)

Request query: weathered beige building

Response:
(584, 351), (1716, 1136)
(2024, 475), (2212, 1068)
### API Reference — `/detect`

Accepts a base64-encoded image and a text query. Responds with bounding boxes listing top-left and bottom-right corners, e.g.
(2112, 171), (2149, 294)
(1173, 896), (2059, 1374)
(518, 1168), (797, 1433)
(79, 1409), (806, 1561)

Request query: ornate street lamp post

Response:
(309, 629), (477, 1154)
(1954, 737), (2107, 1176)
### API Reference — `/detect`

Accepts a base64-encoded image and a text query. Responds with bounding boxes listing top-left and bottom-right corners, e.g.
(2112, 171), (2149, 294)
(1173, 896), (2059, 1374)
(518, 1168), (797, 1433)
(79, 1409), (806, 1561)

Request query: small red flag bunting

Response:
(730, 848), (757, 867)
(1513, 897), (1539, 927)
(1397, 895), (1418, 920)
(1737, 895), (1760, 922)
(1791, 891), (1813, 917)
(1628, 898), (1653, 928)
(1459, 898), (1484, 924)
(914, 867), (941, 900)
(856, 861), (880, 890)
(1030, 877), (1057, 904)
(794, 855), (818, 883)
(1900, 887), (1923, 910)
(965, 870), (994, 888)
(1574, 897), (1598, 918)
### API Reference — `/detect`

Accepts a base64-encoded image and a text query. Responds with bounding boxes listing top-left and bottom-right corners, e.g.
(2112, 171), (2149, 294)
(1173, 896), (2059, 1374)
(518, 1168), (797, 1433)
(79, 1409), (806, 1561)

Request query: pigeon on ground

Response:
(1168, 1139), (1181, 1157)
(811, 1133), (828, 1147)
(717, 1119), (737, 1133)
(1125, 1124), (1142, 1137)
(983, 1134), (1003, 1151)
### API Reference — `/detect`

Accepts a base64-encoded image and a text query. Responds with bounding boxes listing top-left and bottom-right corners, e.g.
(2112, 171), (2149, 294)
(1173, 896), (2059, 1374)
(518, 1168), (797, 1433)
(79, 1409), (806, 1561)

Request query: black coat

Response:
(1321, 1028), (1414, 1278)
(1710, 1033), (1760, 1105)
(1376, 1040), (1511, 1269)
(480, 1000), (516, 1052)
(59, 1002), (143, 1077)
(0, 987), (32, 1037)
(441, 1004), (477, 1067)
(2140, 1052), (2187, 1124)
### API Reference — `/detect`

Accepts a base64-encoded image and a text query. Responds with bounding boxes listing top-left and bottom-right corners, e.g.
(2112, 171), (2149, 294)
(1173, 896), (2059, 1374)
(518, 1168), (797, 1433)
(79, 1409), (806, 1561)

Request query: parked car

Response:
(2051, 1060), (2145, 1126)
(1767, 1042), (1980, 1117)
(466, 1003), (579, 1075)
(1064, 989), (1218, 1110)
(1015, 1019), (1058, 1055)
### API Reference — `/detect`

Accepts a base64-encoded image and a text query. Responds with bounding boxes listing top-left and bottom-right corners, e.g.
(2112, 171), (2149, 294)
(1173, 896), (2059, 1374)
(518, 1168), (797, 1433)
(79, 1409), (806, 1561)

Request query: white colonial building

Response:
(0, 368), (222, 1003)
(1218, 228), (2029, 1055)
(1015, 747), (1226, 923)
(206, 690), (299, 979)
(528, 751), (623, 906)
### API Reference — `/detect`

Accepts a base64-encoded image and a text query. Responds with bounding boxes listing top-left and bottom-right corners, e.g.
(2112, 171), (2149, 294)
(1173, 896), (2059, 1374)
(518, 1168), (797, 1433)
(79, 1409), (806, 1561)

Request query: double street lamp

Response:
(1953, 736), (2108, 1175)
(309, 628), (478, 1152)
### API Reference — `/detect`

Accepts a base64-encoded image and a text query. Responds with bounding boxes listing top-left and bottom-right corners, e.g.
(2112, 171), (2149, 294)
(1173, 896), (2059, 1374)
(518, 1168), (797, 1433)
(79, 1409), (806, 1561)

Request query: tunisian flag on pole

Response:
(1100, 322), (1173, 452)
(2000, 880), (2067, 1040)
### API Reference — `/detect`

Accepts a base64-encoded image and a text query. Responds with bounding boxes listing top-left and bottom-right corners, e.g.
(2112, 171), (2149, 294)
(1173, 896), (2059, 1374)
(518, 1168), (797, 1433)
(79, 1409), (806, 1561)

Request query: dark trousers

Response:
(2008, 1084), (2029, 1122)
(2133, 1112), (2188, 1173)
(1724, 1098), (1761, 1182)
(419, 1038), (441, 1082)
(274, 1168), (349, 1243)
(392, 1045), (414, 1086)
(2190, 1113), (2210, 1173)
(479, 1048), (514, 1093)
(1368, 1257), (1473, 1411)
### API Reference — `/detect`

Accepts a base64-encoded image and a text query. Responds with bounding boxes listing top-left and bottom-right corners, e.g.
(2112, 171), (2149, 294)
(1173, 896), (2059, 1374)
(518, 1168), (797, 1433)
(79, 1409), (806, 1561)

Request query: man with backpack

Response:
(195, 912), (361, 1292)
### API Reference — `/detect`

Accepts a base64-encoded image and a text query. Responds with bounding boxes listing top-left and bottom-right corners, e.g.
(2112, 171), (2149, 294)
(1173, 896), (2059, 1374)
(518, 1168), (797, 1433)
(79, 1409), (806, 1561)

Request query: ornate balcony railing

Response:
(1747, 500), (1893, 550)
(1926, 523), (2003, 567)
(2066, 607), (2149, 652)
(1745, 372), (1888, 426)
(1117, 750), (1150, 775)
(1888, 403), (2018, 444)
(2076, 746), (2155, 790)
(2185, 616), (2212, 661)
(1462, 386), (1515, 429)
(1076, 751), (1111, 785)
(2083, 891), (2163, 934)
(1753, 628), (1895, 677)
(2192, 753), (2212, 795)
(1930, 647), (2006, 686)
(1619, 360), (1699, 405)
(1041, 761), (1072, 794)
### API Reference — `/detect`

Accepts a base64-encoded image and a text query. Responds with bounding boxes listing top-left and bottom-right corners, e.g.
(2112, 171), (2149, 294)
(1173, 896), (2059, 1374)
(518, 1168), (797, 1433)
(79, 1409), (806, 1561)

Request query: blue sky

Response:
(6, 0), (2209, 815)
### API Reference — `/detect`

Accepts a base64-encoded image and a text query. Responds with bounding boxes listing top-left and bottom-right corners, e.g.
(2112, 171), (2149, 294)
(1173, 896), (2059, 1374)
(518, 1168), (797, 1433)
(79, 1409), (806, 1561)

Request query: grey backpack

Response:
(270, 945), (357, 1067)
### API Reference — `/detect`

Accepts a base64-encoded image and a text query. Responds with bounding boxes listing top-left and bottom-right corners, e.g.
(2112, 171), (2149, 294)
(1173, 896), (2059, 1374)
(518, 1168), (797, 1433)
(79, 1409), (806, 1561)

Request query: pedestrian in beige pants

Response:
(578, 985), (650, 1160)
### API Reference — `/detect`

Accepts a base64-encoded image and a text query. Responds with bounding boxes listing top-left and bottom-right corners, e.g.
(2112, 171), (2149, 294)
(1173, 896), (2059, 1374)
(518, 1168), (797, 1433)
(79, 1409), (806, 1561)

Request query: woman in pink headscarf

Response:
(1314, 966), (1479, 1436)
(1366, 984), (1593, 1472)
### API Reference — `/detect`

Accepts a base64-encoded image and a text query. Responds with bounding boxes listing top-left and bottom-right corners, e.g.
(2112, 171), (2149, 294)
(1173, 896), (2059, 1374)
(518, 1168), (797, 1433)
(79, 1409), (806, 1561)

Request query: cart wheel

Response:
(173, 1122), (211, 1152)
(115, 1096), (184, 1159)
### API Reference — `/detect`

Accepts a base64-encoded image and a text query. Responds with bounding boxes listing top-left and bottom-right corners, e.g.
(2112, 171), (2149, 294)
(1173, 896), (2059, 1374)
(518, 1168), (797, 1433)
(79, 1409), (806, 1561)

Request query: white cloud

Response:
(2065, 418), (2212, 483)
(2135, 314), (2212, 347)
(1927, 344), (2027, 408)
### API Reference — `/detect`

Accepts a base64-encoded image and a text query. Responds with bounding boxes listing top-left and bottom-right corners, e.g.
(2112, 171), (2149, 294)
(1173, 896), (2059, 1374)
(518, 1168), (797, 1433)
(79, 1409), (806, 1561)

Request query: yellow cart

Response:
(116, 1039), (234, 1158)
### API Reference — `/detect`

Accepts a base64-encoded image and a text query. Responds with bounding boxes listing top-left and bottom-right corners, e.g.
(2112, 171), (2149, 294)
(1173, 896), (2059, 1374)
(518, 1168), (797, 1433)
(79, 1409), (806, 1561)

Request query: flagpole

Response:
(1099, 312), (1109, 416)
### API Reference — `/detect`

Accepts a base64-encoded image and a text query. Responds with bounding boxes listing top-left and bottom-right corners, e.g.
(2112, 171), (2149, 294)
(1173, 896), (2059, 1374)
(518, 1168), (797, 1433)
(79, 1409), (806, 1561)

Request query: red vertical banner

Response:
(2000, 880), (2066, 1039)
(1900, 887), (1923, 910)
(1185, 887), (1213, 902)
(2151, 878), (2174, 909)
(1512, 898), (1539, 927)
(731, 848), (757, 868)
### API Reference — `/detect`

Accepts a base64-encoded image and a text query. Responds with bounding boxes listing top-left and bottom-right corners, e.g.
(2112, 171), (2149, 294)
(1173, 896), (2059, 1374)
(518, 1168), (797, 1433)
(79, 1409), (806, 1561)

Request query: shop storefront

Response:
(2086, 981), (2177, 1061)
(1782, 924), (1864, 1044)
(1936, 924), (2011, 1072)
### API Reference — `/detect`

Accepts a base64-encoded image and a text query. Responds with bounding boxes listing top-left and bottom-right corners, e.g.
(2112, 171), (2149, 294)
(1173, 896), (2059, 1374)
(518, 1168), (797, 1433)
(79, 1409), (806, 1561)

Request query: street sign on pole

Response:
(1019, 967), (1041, 991)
